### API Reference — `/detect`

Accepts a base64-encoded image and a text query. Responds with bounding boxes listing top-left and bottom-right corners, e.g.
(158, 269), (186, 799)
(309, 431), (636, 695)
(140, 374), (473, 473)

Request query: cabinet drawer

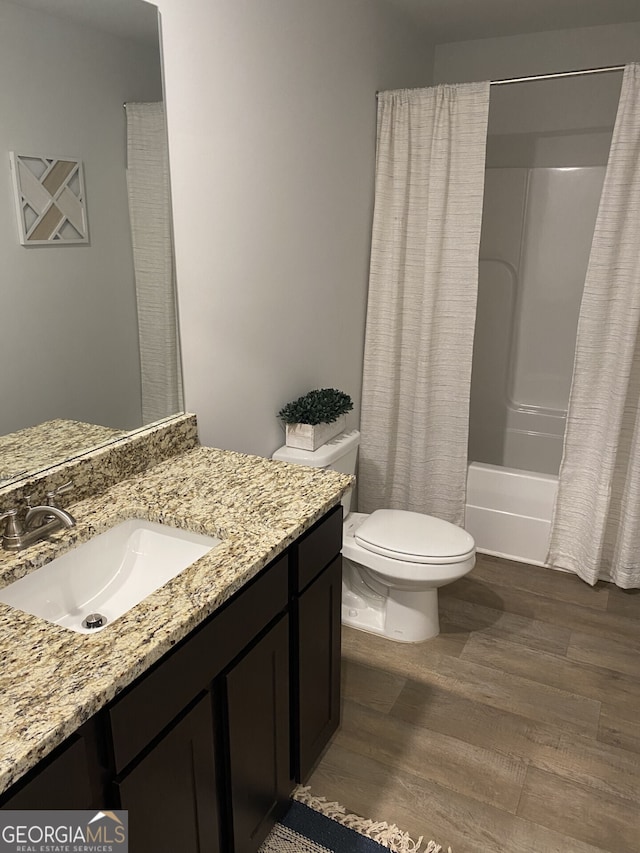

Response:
(295, 505), (342, 592)
(109, 553), (288, 773)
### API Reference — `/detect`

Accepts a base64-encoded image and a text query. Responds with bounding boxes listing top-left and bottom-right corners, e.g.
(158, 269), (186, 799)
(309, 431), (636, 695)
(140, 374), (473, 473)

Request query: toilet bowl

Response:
(272, 430), (476, 643)
(341, 510), (475, 642)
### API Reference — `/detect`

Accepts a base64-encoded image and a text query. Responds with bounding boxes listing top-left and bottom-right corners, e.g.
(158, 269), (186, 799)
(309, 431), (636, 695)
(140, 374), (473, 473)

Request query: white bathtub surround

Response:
(501, 405), (566, 475)
(549, 63), (640, 589)
(359, 82), (490, 526)
(466, 462), (557, 566)
(470, 166), (606, 478)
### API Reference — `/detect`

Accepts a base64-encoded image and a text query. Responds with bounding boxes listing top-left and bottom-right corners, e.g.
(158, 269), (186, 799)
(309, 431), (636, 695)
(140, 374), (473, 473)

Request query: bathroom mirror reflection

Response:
(0, 0), (183, 486)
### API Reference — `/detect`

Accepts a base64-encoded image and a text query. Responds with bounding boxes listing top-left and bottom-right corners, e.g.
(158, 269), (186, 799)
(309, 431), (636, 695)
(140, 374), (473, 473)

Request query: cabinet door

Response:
(296, 555), (342, 781)
(117, 693), (220, 853)
(226, 615), (291, 853)
(0, 736), (93, 809)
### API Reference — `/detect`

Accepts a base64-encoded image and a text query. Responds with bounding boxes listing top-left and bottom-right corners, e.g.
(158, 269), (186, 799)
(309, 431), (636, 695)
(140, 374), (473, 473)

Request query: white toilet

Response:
(273, 430), (475, 643)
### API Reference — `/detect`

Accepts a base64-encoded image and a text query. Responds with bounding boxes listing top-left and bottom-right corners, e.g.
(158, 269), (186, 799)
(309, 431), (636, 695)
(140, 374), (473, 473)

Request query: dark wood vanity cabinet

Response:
(295, 555), (342, 781)
(225, 615), (291, 853)
(0, 735), (95, 810)
(0, 505), (343, 853)
(107, 552), (290, 853)
(291, 504), (343, 782)
(118, 692), (220, 853)
(113, 615), (291, 853)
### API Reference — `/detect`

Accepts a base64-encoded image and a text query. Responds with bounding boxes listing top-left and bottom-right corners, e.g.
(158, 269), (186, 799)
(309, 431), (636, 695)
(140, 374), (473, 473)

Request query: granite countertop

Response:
(0, 446), (352, 795)
(0, 419), (124, 484)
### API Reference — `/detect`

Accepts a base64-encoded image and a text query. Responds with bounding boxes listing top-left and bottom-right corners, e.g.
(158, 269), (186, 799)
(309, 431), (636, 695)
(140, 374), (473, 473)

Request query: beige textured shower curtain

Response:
(359, 83), (490, 526)
(548, 64), (640, 589)
(126, 102), (182, 424)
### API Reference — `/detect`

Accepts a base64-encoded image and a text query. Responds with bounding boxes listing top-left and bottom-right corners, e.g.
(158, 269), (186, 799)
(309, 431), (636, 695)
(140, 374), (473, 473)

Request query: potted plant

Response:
(278, 388), (353, 451)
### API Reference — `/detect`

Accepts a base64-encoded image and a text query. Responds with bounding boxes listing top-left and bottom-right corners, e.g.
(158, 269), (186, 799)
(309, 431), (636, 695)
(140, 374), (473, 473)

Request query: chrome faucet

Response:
(0, 482), (76, 551)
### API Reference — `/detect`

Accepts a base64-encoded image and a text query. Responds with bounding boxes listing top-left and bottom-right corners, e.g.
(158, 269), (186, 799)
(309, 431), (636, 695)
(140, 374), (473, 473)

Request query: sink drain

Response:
(82, 613), (107, 630)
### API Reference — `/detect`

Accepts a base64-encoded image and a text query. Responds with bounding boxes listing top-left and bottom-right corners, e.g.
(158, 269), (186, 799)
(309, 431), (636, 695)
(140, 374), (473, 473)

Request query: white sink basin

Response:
(0, 519), (221, 634)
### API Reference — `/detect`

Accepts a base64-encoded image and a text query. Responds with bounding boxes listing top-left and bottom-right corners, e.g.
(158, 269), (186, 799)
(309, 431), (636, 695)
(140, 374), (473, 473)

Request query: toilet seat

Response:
(343, 513), (475, 586)
(354, 509), (475, 565)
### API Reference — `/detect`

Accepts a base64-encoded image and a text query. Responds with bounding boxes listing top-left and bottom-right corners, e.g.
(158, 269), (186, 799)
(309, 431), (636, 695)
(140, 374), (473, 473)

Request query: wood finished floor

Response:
(308, 554), (640, 853)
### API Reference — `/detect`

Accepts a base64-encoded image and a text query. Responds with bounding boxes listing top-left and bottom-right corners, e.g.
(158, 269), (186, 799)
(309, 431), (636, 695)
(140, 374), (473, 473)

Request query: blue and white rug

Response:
(260, 787), (450, 853)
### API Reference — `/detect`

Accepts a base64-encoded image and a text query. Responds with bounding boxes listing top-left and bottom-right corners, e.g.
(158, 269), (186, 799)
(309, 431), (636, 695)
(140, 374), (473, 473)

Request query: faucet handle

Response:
(0, 509), (23, 540)
(46, 480), (74, 507)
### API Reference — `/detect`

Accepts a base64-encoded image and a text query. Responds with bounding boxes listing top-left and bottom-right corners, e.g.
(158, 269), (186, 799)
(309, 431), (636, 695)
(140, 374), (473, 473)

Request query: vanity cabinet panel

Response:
(295, 504), (342, 592)
(109, 554), (288, 773)
(295, 555), (342, 781)
(117, 692), (220, 853)
(0, 736), (93, 809)
(226, 615), (290, 853)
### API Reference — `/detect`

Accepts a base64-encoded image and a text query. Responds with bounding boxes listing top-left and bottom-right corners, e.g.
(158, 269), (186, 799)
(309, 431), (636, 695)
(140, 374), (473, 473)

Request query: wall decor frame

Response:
(9, 152), (89, 245)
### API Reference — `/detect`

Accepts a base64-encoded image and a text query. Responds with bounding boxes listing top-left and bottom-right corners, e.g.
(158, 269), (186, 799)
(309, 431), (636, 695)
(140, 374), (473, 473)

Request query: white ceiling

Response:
(8, 0), (640, 47)
(384, 0), (640, 43)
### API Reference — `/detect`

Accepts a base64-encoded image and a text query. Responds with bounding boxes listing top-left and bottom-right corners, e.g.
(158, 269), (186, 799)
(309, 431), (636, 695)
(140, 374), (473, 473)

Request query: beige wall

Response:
(0, 0), (163, 434)
(156, 0), (433, 457)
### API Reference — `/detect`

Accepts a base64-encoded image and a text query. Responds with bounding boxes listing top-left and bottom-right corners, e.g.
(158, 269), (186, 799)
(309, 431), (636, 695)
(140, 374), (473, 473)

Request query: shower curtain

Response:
(126, 102), (182, 424)
(548, 63), (640, 588)
(359, 83), (490, 526)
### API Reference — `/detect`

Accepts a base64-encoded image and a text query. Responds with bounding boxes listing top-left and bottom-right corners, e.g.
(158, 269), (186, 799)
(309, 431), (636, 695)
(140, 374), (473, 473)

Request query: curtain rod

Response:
(376, 63), (626, 97)
(491, 64), (625, 86)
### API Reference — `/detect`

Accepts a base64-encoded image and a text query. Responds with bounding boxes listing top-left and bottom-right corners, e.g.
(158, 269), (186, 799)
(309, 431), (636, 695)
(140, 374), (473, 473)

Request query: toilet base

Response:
(341, 569), (440, 643)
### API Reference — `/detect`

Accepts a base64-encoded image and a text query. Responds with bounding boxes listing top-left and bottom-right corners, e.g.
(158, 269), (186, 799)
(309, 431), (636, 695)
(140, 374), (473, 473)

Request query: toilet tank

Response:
(272, 430), (360, 515)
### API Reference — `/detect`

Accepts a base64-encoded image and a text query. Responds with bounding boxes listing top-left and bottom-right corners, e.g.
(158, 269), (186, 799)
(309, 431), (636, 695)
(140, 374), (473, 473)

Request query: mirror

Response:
(0, 0), (183, 485)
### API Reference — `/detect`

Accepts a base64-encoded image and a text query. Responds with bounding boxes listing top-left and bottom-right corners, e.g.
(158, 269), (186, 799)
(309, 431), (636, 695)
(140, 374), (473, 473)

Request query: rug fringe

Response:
(292, 786), (452, 853)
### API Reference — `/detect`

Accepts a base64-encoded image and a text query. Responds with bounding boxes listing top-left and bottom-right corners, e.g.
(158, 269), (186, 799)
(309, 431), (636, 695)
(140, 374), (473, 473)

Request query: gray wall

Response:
(156, 0), (433, 457)
(434, 23), (640, 167)
(0, 0), (163, 434)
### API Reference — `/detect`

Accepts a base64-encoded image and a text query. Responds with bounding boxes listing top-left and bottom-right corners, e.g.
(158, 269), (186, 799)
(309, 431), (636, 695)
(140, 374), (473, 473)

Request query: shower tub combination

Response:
(466, 165), (606, 566)
(465, 461), (557, 566)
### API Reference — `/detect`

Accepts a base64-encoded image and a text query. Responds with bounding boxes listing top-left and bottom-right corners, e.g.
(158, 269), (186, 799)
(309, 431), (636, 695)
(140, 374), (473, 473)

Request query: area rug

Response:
(260, 786), (451, 853)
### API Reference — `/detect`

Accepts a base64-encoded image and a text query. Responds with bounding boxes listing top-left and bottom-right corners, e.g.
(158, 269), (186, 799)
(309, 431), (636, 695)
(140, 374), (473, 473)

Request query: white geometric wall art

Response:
(9, 153), (89, 245)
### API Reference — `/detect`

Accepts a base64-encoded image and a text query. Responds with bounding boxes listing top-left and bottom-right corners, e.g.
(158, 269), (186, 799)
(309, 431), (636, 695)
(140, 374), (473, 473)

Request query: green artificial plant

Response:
(278, 388), (353, 425)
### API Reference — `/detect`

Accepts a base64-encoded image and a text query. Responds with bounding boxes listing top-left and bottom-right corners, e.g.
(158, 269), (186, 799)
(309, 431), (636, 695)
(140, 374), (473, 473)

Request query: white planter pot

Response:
(285, 415), (346, 451)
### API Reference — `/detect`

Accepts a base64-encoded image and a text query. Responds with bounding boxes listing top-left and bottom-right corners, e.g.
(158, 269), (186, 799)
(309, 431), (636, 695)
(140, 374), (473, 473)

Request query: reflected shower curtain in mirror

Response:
(126, 102), (182, 424)
(359, 83), (490, 525)
(548, 64), (640, 588)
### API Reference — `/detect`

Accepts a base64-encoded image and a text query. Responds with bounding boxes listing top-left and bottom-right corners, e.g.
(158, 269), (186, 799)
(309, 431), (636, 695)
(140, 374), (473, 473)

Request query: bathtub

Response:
(465, 462), (558, 566)
(502, 405), (565, 476)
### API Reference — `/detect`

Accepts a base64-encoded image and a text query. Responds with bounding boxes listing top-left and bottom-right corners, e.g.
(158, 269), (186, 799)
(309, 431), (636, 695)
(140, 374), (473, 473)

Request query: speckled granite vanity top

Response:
(0, 419), (124, 484)
(0, 446), (352, 794)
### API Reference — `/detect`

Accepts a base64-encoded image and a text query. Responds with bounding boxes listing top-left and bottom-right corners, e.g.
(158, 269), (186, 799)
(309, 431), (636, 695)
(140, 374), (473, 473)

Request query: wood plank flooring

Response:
(308, 554), (640, 853)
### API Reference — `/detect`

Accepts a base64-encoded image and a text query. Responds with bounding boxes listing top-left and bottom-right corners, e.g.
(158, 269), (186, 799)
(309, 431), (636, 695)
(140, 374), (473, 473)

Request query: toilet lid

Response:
(354, 509), (475, 564)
